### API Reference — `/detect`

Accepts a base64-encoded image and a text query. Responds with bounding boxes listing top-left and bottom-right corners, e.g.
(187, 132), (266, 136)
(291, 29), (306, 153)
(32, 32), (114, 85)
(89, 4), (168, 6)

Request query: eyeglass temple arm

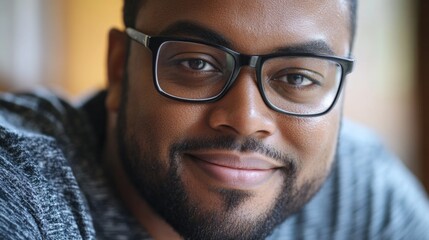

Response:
(126, 28), (150, 47)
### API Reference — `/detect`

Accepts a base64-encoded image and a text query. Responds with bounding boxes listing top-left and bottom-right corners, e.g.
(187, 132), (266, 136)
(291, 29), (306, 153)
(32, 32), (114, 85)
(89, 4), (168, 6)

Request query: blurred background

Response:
(0, 0), (428, 192)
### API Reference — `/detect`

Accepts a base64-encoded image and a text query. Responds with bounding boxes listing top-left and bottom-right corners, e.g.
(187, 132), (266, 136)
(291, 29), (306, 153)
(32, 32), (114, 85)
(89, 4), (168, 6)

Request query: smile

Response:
(186, 151), (283, 189)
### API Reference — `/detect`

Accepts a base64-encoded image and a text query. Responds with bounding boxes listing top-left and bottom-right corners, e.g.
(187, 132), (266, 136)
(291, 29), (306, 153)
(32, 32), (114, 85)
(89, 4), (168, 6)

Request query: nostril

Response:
(207, 103), (276, 138)
(213, 123), (241, 135)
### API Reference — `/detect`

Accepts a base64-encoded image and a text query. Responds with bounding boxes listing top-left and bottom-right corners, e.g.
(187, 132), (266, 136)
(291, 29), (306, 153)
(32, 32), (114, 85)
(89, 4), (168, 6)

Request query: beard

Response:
(116, 79), (329, 240)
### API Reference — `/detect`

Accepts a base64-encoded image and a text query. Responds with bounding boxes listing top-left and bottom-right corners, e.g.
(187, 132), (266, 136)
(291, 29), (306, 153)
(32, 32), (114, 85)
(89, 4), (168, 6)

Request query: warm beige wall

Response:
(344, 0), (418, 174)
(63, 0), (123, 98)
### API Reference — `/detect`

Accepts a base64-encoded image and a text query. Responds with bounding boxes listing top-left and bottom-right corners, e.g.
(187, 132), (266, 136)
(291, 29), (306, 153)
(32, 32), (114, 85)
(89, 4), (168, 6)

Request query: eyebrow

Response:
(159, 21), (233, 47)
(275, 41), (335, 56)
(158, 21), (335, 56)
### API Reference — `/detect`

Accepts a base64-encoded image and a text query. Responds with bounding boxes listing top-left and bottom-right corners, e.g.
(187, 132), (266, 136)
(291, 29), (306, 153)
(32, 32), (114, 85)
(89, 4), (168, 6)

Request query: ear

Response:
(106, 28), (128, 113)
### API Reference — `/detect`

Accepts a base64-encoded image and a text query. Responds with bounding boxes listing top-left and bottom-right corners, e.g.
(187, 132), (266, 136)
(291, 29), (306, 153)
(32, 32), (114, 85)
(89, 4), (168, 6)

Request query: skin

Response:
(104, 0), (351, 239)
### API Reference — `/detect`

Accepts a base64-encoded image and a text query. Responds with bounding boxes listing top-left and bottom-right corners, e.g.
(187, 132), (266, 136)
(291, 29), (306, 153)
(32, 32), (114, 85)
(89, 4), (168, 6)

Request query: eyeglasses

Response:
(126, 28), (354, 117)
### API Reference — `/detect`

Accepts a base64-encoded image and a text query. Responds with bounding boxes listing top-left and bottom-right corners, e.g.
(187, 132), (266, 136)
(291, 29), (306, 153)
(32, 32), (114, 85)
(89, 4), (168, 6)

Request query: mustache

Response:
(169, 136), (298, 170)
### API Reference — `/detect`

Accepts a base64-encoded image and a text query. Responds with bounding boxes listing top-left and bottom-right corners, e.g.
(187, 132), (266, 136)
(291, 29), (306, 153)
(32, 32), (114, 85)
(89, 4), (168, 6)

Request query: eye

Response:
(274, 74), (315, 87)
(272, 73), (317, 88)
(180, 59), (217, 72)
(267, 66), (324, 89)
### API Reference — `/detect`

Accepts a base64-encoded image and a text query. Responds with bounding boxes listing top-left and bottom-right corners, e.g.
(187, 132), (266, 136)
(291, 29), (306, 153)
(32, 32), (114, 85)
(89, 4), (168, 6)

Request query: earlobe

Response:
(106, 28), (128, 112)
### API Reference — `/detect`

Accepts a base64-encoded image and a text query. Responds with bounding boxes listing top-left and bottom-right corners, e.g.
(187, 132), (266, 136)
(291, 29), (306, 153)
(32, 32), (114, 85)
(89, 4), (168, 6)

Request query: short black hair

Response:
(123, 0), (358, 51)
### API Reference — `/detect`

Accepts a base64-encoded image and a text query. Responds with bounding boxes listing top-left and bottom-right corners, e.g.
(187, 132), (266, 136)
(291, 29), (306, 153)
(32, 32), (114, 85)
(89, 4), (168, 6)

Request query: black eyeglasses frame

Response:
(126, 27), (354, 117)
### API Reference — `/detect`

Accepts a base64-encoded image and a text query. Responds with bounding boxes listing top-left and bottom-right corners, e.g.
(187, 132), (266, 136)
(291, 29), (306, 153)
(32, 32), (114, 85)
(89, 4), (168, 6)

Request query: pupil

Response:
(189, 60), (205, 70)
(290, 75), (303, 84)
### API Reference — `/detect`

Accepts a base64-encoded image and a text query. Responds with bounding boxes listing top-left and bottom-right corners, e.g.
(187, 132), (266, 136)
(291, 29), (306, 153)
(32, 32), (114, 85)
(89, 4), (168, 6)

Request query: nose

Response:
(207, 69), (277, 138)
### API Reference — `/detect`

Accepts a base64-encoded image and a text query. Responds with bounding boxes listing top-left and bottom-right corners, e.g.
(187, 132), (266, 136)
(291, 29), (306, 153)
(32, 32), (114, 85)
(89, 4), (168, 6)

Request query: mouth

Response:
(185, 151), (283, 189)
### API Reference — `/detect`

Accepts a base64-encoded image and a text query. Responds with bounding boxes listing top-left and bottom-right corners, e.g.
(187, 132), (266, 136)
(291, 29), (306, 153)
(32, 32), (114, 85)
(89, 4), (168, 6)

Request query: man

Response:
(1, 0), (429, 239)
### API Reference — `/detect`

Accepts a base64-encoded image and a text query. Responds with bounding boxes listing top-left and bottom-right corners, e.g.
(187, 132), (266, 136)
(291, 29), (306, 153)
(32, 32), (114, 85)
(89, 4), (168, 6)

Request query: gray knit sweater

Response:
(1, 91), (429, 239)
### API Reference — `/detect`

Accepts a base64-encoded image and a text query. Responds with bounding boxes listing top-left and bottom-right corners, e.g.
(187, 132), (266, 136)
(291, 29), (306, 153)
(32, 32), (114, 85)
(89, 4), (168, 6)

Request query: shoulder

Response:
(334, 120), (429, 238)
(0, 90), (99, 163)
(0, 90), (82, 137)
(270, 120), (429, 239)
(0, 91), (96, 239)
(338, 120), (426, 198)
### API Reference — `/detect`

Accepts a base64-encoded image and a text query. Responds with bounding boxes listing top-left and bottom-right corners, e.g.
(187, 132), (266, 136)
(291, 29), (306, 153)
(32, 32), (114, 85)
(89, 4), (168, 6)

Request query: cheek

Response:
(125, 54), (207, 164)
(138, 102), (206, 147)
(277, 106), (341, 185)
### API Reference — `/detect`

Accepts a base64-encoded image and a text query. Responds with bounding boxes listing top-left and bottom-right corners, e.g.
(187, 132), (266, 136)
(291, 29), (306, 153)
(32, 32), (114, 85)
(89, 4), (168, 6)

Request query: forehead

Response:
(136, 0), (351, 56)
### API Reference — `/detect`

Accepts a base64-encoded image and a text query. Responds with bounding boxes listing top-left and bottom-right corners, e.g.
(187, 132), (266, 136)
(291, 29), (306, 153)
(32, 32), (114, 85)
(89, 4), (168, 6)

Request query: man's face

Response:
(113, 0), (350, 239)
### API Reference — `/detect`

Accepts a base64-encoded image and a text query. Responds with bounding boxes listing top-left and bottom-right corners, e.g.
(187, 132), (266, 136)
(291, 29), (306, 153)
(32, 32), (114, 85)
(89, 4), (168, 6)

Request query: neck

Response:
(103, 115), (182, 240)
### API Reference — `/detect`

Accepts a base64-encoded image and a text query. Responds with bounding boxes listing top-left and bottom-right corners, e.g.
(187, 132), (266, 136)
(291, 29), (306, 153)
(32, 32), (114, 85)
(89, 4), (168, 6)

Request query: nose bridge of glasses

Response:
(229, 55), (259, 84)
(239, 55), (259, 68)
(227, 55), (259, 87)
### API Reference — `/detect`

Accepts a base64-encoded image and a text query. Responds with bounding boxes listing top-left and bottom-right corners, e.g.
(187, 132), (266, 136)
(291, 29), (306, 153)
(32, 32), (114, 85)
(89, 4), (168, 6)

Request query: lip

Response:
(186, 152), (282, 189)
